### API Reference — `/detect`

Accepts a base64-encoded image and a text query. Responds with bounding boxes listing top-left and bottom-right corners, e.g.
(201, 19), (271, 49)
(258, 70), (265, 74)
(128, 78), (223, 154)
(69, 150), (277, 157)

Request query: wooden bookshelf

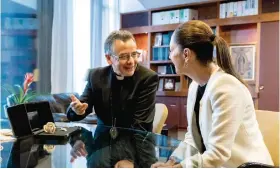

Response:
(156, 91), (187, 97)
(158, 74), (180, 78)
(121, 0), (280, 122)
(122, 12), (279, 34)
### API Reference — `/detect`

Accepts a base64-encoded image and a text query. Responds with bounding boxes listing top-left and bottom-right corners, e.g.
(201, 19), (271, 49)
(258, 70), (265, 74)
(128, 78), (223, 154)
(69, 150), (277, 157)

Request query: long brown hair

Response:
(173, 20), (246, 85)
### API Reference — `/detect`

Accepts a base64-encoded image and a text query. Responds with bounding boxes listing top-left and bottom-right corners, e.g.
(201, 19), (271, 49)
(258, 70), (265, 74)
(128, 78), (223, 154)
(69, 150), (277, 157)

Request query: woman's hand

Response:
(114, 160), (134, 168)
(151, 157), (182, 168)
(70, 140), (88, 163)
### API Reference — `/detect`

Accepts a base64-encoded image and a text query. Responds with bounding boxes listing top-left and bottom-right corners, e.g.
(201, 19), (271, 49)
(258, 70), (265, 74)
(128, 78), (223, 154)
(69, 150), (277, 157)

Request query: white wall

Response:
(119, 0), (146, 13)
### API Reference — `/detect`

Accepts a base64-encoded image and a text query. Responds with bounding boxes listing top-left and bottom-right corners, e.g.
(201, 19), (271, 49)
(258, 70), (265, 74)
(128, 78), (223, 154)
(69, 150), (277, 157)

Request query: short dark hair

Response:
(104, 30), (135, 55)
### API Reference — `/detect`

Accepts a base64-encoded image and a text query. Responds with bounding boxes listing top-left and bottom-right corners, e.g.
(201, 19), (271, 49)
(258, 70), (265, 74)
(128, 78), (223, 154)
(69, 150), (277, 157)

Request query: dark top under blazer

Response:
(67, 65), (159, 131)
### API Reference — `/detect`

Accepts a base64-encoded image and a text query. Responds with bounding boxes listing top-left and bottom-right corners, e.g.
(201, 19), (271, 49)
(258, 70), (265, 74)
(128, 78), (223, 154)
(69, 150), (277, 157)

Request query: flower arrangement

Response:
(2, 73), (37, 106)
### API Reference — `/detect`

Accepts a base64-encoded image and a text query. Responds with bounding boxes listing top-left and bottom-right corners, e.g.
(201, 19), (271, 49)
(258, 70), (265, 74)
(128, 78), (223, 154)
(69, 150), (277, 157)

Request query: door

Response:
(259, 21), (279, 111)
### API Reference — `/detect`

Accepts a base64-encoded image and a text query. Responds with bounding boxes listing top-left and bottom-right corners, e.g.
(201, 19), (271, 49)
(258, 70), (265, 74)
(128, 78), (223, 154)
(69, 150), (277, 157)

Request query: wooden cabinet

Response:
(179, 97), (188, 129)
(156, 96), (188, 129)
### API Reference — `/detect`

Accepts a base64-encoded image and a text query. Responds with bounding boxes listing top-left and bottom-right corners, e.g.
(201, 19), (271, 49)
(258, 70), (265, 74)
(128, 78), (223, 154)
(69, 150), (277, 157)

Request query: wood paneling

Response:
(156, 91), (187, 97)
(179, 97), (188, 129)
(220, 24), (258, 44)
(259, 21), (279, 111)
(156, 96), (188, 129)
(134, 34), (148, 50)
(262, 0), (279, 13)
(121, 26), (150, 34)
(156, 97), (180, 127)
(121, 12), (149, 28)
(158, 74), (180, 78)
(134, 34), (149, 65)
(197, 3), (218, 20)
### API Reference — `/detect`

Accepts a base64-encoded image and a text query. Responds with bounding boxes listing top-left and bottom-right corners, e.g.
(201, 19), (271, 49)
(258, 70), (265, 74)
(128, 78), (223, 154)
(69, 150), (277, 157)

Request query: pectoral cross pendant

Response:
(110, 118), (118, 139)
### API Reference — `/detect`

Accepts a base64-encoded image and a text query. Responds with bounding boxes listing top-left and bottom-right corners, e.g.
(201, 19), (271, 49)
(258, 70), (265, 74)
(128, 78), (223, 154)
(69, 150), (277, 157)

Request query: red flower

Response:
(23, 73), (34, 94)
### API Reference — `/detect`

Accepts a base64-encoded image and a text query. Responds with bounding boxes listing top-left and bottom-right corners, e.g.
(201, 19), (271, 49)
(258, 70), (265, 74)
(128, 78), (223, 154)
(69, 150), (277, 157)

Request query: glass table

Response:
(0, 122), (202, 168)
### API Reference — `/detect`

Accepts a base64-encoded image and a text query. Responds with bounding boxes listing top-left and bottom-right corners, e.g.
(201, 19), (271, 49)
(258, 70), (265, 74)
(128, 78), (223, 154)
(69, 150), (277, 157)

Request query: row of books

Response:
(152, 8), (198, 25)
(2, 17), (37, 30)
(157, 65), (176, 75)
(152, 46), (169, 61)
(220, 0), (258, 18)
(154, 32), (173, 46)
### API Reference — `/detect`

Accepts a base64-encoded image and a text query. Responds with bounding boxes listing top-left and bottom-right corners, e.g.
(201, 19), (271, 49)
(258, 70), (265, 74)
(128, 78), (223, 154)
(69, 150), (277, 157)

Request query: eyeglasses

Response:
(112, 51), (141, 61)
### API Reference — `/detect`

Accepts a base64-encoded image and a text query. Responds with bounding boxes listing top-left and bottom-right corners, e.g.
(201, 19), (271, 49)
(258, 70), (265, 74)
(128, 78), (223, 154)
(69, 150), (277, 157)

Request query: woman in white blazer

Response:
(152, 20), (273, 168)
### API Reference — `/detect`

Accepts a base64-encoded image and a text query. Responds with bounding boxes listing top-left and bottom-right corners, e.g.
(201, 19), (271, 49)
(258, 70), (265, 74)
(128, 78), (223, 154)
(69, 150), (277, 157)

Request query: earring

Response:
(183, 58), (189, 67)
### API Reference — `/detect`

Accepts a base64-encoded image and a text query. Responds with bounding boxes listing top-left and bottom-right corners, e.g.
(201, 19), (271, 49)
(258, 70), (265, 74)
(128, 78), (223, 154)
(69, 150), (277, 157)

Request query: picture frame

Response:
(163, 78), (175, 91)
(229, 44), (256, 81)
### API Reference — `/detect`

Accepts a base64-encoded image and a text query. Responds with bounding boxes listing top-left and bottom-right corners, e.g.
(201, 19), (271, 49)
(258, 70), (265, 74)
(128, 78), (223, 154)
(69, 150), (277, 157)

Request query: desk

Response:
(0, 122), (201, 168)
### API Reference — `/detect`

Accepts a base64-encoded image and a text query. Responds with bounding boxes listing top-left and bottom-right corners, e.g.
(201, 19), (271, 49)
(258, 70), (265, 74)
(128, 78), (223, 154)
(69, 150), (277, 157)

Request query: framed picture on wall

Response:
(229, 44), (256, 81)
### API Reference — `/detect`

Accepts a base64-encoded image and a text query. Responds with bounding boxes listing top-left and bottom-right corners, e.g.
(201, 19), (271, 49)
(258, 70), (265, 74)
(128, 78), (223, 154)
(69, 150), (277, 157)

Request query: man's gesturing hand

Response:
(70, 95), (88, 115)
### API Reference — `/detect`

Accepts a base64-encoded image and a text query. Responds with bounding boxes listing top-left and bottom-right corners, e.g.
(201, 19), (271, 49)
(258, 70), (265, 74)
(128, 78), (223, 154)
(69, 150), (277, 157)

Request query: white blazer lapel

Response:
(188, 82), (204, 153)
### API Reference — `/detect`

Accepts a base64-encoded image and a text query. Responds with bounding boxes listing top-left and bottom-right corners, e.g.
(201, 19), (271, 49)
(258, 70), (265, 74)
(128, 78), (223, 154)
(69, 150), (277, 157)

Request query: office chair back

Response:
(153, 103), (168, 134)
(255, 110), (279, 166)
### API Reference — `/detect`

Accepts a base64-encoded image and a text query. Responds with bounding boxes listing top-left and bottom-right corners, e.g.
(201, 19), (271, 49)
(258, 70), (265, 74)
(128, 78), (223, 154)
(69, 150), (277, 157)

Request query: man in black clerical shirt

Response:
(67, 30), (159, 167)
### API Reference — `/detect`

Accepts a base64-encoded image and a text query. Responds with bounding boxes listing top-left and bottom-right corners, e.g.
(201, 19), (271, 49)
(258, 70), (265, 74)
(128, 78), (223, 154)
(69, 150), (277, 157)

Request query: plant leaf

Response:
(22, 91), (37, 103)
(14, 85), (24, 103)
(1, 84), (15, 95)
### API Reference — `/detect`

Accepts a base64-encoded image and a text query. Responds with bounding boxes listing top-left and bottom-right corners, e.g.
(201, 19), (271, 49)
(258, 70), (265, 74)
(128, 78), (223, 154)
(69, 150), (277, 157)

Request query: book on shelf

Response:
(152, 8), (198, 26)
(220, 0), (258, 18)
(179, 8), (198, 23)
(169, 10), (180, 24)
(162, 31), (173, 46)
(157, 65), (176, 75)
(175, 82), (180, 91)
(154, 33), (163, 46)
(237, 1), (243, 16)
(153, 47), (169, 61)
(220, 3), (226, 18)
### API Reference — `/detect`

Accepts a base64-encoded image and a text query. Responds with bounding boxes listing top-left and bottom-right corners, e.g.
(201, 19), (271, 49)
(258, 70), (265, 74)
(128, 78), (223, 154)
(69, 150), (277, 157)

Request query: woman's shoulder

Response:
(208, 71), (248, 96)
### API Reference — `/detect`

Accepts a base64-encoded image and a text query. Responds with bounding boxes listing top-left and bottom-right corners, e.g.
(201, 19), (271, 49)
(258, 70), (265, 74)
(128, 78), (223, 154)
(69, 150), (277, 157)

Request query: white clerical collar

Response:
(116, 74), (124, 80)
